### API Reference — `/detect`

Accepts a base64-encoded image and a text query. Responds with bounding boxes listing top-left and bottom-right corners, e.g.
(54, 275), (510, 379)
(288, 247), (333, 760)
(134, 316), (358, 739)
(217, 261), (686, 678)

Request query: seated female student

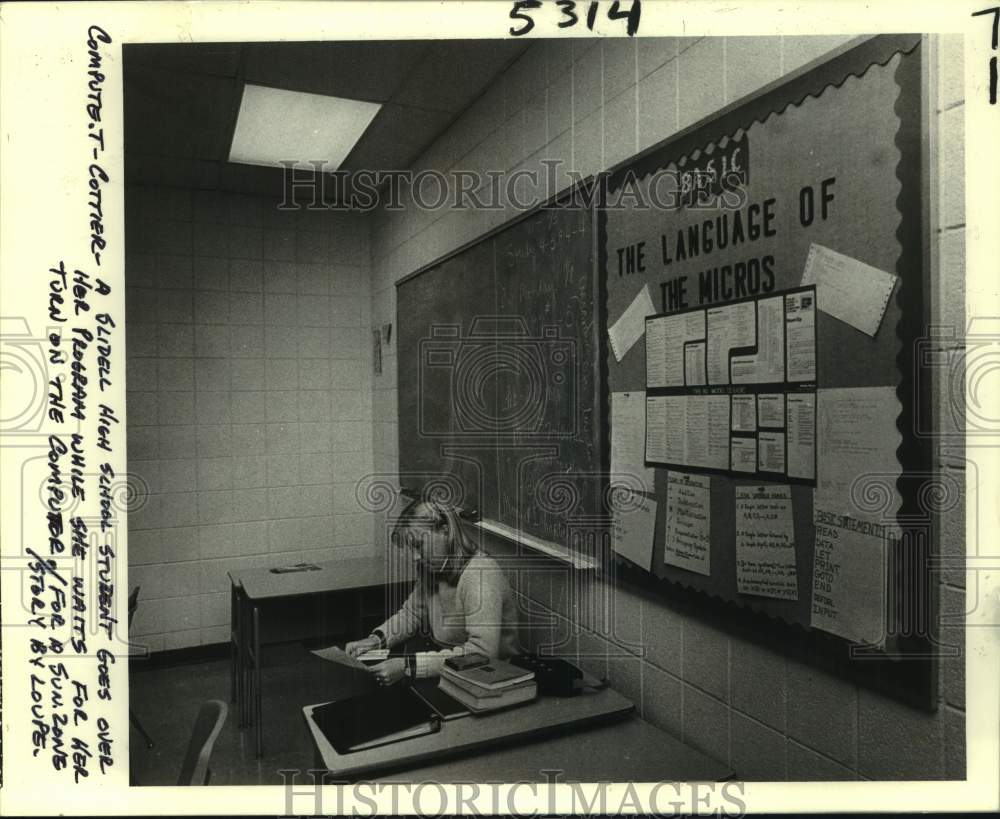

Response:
(345, 499), (520, 686)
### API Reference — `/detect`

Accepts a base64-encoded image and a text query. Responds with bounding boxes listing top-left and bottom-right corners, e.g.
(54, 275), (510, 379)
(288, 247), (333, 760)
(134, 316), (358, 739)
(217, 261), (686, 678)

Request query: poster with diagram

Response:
(644, 286), (817, 483)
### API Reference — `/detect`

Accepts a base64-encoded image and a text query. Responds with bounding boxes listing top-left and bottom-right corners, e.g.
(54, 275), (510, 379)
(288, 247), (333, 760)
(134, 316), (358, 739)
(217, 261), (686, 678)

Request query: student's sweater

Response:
(374, 553), (521, 678)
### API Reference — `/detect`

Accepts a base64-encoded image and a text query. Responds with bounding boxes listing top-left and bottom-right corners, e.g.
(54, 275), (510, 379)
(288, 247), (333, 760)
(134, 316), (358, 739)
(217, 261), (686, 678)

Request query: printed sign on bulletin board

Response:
(643, 285), (817, 483)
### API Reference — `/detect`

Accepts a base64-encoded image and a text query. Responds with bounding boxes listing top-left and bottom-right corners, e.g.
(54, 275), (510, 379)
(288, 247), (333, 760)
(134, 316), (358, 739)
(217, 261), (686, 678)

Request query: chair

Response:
(127, 586), (155, 749)
(177, 699), (228, 786)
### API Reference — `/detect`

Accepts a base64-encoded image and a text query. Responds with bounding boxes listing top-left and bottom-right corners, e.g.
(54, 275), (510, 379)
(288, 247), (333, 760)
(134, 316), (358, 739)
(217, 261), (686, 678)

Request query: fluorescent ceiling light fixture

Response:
(228, 84), (381, 171)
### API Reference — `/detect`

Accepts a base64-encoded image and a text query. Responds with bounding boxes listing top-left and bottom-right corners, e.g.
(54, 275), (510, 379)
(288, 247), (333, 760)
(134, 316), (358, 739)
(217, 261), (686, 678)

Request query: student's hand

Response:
(369, 658), (406, 686)
(345, 635), (381, 658)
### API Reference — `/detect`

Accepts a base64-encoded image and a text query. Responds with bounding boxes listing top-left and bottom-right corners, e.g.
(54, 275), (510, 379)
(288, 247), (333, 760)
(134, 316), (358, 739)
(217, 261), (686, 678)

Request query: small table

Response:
(303, 686), (732, 782)
(229, 555), (413, 758)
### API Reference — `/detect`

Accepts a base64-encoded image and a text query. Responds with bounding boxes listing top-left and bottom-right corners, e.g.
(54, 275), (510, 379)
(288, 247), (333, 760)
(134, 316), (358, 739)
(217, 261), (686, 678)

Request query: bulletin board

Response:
(600, 35), (937, 707)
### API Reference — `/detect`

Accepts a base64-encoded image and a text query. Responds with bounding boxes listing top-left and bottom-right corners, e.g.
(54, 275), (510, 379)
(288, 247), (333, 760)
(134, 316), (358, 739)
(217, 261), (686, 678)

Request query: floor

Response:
(129, 641), (375, 786)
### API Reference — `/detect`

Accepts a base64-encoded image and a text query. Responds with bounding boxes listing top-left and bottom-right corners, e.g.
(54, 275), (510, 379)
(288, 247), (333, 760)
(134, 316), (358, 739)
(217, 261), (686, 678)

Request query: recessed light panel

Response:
(228, 84), (381, 170)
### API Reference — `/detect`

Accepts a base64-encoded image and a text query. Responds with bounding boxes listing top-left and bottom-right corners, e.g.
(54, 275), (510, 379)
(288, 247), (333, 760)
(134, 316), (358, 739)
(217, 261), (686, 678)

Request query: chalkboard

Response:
(397, 193), (602, 548)
(600, 35), (937, 708)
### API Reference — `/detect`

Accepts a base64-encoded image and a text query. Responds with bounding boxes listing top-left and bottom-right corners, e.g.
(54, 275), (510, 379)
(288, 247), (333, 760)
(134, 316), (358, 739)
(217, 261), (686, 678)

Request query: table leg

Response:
(229, 582), (237, 704)
(240, 589), (251, 731)
(235, 585), (246, 729)
(254, 604), (262, 759)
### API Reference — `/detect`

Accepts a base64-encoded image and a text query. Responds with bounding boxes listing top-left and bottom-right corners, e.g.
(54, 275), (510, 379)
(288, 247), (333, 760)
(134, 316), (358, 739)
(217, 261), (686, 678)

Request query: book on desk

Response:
(438, 659), (538, 713)
(311, 685), (442, 753)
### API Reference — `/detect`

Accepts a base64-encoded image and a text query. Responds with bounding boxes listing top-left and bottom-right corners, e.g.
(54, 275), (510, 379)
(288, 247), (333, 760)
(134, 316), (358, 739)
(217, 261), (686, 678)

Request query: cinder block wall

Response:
(124, 186), (375, 652)
(370, 36), (966, 780)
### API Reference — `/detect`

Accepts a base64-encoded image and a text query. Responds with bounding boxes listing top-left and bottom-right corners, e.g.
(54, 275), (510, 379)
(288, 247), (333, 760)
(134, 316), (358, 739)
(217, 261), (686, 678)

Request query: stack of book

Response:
(438, 659), (537, 713)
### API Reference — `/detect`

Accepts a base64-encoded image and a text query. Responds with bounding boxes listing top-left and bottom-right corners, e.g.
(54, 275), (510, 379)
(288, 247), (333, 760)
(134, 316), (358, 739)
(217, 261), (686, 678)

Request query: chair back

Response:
(177, 699), (228, 786)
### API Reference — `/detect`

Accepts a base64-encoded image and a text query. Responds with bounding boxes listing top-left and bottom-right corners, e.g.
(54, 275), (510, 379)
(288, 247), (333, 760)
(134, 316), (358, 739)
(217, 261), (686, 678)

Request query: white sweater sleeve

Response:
(372, 582), (425, 648)
(412, 561), (507, 678)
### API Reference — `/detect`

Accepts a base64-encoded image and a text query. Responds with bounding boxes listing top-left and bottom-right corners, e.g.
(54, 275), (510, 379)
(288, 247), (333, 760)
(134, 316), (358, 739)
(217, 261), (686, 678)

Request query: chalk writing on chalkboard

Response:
(398, 197), (599, 548)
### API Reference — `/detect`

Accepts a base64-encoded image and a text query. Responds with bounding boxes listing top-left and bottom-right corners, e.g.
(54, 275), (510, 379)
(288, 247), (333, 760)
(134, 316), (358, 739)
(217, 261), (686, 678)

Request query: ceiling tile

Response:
(393, 40), (528, 112)
(123, 42), (243, 78)
(340, 103), (454, 173)
(125, 65), (240, 160)
(124, 40), (524, 197)
(125, 154), (222, 191)
(243, 40), (429, 103)
(217, 162), (289, 199)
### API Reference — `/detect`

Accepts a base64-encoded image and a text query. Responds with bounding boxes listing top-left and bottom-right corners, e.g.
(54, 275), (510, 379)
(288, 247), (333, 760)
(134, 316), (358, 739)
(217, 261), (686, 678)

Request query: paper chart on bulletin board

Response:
(600, 41), (918, 632)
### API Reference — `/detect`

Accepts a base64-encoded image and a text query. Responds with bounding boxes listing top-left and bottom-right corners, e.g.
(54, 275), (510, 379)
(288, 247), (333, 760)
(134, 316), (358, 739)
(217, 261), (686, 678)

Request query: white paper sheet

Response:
(735, 485), (798, 600)
(784, 291), (816, 382)
(609, 284), (656, 362)
(732, 296), (785, 384)
(646, 394), (729, 470)
(731, 394), (756, 432)
(810, 507), (889, 647)
(758, 431), (786, 473)
(707, 301), (756, 384)
(611, 492), (658, 571)
(611, 391), (655, 493)
(731, 436), (757, 472)
(816, 386), (902, 521)
(684, 342), (707, 386)
(757, 393), (785, 428)
(802, 243), (897, 337)
(310, 645), (370, 670)
(646, 311), (706, 387)
(786, 393), (816, 480)
(663, 472), (711, 575)
(646, 395), (681, 464)
(699, 395), (732, 470)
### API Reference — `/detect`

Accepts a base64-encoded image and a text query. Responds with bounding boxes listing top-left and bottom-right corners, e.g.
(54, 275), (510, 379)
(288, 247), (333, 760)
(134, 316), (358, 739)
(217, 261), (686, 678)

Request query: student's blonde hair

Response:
(392, 498), (478, 586)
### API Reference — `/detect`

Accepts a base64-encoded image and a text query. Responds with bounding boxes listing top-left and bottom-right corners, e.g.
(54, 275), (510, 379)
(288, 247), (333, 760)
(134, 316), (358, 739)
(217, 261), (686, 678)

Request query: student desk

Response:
(229, 556), (413, 758)
(303, 686), (732, 782)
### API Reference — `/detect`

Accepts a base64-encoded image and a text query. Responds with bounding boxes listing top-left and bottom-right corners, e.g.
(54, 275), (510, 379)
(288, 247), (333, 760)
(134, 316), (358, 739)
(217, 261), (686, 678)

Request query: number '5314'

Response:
(509, 1), (642, 37)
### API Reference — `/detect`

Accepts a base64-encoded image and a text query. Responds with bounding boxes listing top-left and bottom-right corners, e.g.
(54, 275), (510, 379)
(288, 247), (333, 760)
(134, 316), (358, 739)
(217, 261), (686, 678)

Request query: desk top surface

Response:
(303, 685), (729, 782)
(371, 712), (732, 783)
(232, 555), (413, 601)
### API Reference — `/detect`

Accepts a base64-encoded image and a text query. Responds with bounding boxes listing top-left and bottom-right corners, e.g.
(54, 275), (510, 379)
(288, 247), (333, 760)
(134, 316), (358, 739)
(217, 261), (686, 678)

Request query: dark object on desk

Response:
(409, 678), (471, 721)
(312, 686), (441, 753)
(177, 699), (228, 786)
(269, 562), (322, 574)
(510, 654), (584, 697)
(443, 652), (490, 672)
